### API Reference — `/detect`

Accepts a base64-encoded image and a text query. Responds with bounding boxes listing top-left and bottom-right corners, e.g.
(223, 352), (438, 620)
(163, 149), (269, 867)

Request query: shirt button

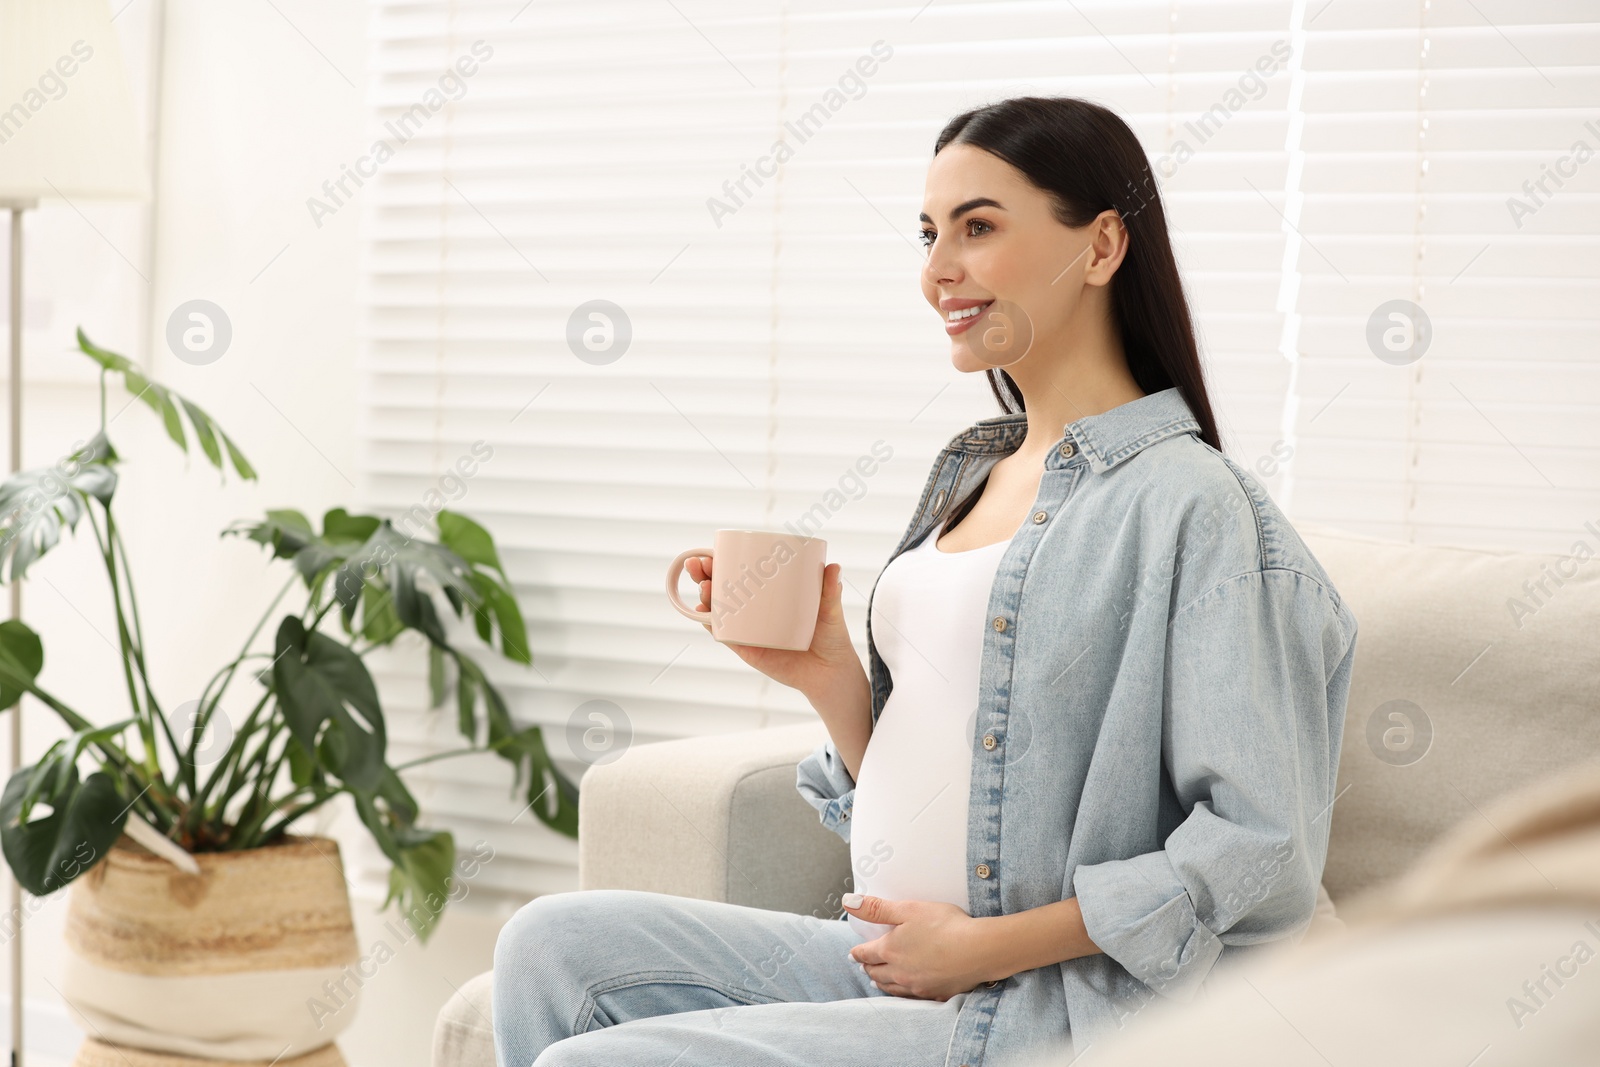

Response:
(1032, 510), (1047, 524)
(984, 980), (1000, 988)
(1059, 441), (1075, 458)
(982, 733), (997, 750)
(840, 810), (850, 820)
(992, 616), (1007, 632)
(975, 863), (991, 878)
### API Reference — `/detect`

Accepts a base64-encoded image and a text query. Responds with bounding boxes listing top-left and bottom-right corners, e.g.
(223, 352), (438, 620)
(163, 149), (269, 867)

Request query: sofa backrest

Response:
(1297, 522), (1600, 903)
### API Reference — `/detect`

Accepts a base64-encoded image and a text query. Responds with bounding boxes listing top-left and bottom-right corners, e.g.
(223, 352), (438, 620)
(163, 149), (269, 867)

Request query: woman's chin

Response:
(950, 347), (996, 375)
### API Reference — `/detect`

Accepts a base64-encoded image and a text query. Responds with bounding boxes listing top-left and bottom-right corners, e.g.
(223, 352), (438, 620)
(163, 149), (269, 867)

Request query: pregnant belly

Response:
(846, 698), (974, 940)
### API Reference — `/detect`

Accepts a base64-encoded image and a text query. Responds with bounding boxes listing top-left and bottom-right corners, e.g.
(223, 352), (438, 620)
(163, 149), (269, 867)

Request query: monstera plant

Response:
(0, 329), (577, 941)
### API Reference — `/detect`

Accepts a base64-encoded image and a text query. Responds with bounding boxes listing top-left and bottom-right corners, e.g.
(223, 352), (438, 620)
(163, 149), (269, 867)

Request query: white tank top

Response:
(846, 520), (1015, 940)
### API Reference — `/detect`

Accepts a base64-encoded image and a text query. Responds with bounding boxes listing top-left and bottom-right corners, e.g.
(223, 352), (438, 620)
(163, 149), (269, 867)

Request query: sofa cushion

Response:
(1296, 522), (1600, 903)
(432, 970), (494, 1067)
(578, 721), (851, 916)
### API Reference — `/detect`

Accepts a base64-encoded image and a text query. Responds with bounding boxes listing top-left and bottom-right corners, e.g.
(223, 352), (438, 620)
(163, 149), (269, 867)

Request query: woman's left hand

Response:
(843, 894), (997, 1001)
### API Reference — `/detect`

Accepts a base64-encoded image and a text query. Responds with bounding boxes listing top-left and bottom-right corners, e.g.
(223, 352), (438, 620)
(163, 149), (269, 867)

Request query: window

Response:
(356, 0), (1597, 904)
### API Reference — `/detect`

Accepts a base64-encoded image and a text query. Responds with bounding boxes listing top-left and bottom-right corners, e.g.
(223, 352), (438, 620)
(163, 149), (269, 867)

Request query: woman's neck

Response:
(1006, 346), (1146, 464)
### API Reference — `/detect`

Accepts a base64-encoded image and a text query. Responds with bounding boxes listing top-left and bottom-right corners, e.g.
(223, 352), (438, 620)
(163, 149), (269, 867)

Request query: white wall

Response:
(4, 3), (476, 1065)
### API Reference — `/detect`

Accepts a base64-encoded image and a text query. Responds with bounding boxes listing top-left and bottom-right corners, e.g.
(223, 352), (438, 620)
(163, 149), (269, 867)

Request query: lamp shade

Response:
(0, 0), (146, 200)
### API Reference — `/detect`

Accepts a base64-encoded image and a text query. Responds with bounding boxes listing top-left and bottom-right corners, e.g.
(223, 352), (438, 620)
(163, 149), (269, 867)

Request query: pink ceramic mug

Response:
(666, 530), (828, 651)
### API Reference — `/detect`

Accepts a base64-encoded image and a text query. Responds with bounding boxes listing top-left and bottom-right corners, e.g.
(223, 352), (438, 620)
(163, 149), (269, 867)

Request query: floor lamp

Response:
(0, 2), (147, 1063)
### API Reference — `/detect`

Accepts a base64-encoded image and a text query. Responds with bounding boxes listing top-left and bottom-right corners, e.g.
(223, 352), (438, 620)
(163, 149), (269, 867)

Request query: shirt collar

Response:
(947, 386), (1203, 473)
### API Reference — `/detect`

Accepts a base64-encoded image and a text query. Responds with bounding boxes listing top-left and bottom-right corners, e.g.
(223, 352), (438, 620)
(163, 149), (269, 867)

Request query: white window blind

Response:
(353, 0), (1593, 907)
(1284, 0), (1600, 548)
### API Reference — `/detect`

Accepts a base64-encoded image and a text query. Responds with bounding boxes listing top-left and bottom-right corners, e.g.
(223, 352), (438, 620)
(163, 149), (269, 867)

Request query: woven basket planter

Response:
(61, 832), (363, 1066)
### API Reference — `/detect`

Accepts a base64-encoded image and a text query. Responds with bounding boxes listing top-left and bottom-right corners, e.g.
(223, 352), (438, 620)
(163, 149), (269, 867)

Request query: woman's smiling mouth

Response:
(942, 299), (994, 335)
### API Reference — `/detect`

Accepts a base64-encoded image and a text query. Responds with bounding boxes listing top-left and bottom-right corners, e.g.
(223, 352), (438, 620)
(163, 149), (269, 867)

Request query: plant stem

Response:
(391, 734), (515, 772)
(0, 672), (170, 828)
(183, 689), (273, 835)
(194, 592), (338, 836)
(216, 718), (285, 831)
(255, 787), (341, 845)
(0, 650), (133, 773)
(303, 596), (338, 634)
(84, 508), (159, 784)
(107, 512), (183, 777)
(189, 575), (297, 795)
(230, 730), (298, 848)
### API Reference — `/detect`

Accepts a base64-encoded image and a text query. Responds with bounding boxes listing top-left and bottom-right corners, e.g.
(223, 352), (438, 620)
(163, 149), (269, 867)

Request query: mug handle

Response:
(666, 548), (716, 624)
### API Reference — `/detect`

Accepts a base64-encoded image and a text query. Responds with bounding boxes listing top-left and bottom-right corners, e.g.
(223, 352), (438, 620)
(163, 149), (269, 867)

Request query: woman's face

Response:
(919, 143), (1121, 376)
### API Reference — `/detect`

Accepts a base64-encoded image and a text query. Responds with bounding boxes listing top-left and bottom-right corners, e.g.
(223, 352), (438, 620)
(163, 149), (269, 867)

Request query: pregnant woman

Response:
(493, 95), (1358, 1067)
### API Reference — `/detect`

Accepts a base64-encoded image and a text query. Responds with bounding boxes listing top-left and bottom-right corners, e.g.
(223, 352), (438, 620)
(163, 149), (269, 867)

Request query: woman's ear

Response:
(1083, 209), (1130, 288)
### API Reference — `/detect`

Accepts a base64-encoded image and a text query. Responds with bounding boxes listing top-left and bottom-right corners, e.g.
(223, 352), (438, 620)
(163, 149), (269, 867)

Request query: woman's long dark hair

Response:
(933, 96), (1222, 453)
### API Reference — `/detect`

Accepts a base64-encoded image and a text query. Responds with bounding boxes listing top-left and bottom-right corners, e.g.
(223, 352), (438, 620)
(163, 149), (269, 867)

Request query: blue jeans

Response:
(492, 889), (970, 1067)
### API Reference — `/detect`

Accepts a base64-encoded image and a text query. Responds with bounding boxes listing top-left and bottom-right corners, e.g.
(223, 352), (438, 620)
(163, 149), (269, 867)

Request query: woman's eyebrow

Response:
(918, 197), (1007, 224)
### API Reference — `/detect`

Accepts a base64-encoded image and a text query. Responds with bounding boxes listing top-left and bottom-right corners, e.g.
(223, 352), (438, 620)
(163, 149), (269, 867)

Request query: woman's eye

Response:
(918, 219), (992, 249)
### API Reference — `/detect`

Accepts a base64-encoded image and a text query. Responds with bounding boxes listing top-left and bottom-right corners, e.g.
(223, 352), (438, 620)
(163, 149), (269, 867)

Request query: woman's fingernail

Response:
(842, 892), (862, 908)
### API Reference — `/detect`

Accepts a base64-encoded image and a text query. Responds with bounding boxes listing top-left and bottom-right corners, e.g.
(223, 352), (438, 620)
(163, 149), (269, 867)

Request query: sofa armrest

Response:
(577, 721), (854, 918)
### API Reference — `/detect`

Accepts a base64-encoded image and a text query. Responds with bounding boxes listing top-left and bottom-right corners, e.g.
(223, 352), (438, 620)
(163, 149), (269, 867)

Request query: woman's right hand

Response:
(684, 557), (864, 700)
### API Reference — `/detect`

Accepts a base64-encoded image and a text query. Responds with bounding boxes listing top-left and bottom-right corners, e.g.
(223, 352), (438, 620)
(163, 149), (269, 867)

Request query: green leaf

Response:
(273, 616), (387, 790)
(324, 512), (397, 628)
(453, 652), (577, 838)
(383, 827), (455, 944)
(333, 560), (364, 629)
(348, 772), (453, 944)
(502, 724), (580, 838)
(470, 593), (492, 644)
(391, 558), (449, 647)
(76, 327), (139, 374)
(317, 717), (349, 774)
(376, 764), (420, 825)
(238, 513), (529, 674)
(359, 580), (405, 646)
(176, 395), (251, 481)
(92, 436), (120, 464)
(468, 572), (531, 666)
(228, 509), (316, 562)
(179, 398), (223, 469)
(323, 508), (381, 545)
(121, 366), (158, 416)
(454, 662), (479, 742)
(154, 384), (187, 452)
(428, 645), (448, 709)
(0, 462), (117, 583)
(0, 620), (43, 709)
(76, 329), (256, 482)
(67, 719), (137, 764)
(0, 766), (125, 896)
(286, 732), (316, 789)
(363, 522), (476, 606)
(16, 719), (136, 818)
(263, 508), (315, 541)
(435, 510), (508, 582)
(293, 547), (345, 591)
(470, 656), (518, 741)
(221, 431), (256, 480)
(68, 432), (120, 485)
(235, 517), (483, 641)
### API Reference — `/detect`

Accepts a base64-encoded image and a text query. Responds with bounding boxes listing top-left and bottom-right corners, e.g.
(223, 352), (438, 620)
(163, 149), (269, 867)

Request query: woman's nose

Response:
(924, 240), (959, 286)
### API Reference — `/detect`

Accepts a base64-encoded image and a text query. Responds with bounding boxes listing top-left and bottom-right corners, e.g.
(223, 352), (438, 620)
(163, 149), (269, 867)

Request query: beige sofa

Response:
(433, 522), (1600, 1067)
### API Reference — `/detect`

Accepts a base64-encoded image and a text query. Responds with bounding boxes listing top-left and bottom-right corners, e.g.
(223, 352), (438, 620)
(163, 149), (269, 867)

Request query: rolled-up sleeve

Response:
(1071, 567), (1358, 1002)
(795, 737), (858, 845)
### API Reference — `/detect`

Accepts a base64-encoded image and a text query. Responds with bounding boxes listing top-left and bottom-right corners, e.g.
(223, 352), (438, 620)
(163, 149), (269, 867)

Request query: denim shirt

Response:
(795, 386), (1358, 1066)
